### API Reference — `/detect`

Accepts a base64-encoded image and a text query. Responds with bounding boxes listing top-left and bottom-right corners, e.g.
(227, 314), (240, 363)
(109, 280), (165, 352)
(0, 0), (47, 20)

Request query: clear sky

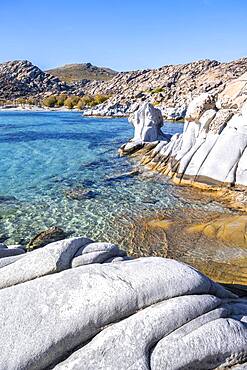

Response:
(1, 0), (247, 71)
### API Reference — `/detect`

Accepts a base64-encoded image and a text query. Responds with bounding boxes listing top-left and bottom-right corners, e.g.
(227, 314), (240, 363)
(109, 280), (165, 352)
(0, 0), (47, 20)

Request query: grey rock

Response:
(129, 102), (166, 142)
(0, 254), (26, 268)
(0, 237), (92, 289)
(0, 257), (234, 369)
(151, 317), (247, 369)
(54, 294), (223, 370)
(71, 242), (127, 267)
(0, 247), (25, 258)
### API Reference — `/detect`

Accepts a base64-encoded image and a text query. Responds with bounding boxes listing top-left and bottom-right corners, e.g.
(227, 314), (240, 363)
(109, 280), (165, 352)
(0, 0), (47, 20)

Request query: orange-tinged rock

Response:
(147, 219), (174, 230)
(186, 215), (247, 248)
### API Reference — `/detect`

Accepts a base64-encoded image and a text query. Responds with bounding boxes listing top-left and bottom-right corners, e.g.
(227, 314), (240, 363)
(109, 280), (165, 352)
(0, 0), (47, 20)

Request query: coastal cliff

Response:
(0, 237), (246, 369)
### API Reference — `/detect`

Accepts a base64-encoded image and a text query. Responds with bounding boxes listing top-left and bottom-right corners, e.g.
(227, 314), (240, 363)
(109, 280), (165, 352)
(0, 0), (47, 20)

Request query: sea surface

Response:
(0, 111), (228, 248)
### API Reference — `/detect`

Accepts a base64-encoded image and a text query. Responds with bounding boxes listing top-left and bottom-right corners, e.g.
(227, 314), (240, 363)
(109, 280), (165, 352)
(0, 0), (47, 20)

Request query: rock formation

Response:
(0, 60), (70, 99)
(119, 72), (247, 192)
(129, 102), (167, 142)
(1, 57), (247, 115)
(83, 57), (247, 118)
(0, 236), (246, 369)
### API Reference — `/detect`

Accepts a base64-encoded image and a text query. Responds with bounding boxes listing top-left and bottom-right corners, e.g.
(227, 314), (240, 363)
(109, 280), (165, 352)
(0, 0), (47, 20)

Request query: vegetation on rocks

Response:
(42, 94), (109, 109)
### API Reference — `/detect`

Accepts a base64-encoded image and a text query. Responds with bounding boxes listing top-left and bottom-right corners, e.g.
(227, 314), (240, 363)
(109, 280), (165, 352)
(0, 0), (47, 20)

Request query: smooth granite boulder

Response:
(0, 256), (236, 370)
(0, 237), (92, 289)
(128, 102), (167, 142)
(0, 235), (246, 370)
(54, 295), (224, 370)
(185, 93), (216, 122)
(0, 253), (26, 268)
(151, 317), (247, 369)
(71, 242), (127, 267)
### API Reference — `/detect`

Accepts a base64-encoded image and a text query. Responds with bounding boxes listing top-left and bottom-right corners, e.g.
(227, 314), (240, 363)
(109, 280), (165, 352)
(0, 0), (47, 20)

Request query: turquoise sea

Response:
(0, 111), (226, 248)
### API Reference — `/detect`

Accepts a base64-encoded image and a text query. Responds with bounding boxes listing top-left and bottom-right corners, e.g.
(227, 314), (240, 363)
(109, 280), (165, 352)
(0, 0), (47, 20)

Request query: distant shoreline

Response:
(0, 105), (81, 113)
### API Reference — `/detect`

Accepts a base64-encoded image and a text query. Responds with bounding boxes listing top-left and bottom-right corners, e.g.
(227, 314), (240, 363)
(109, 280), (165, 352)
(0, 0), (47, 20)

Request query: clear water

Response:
(0, 111), (226, 248)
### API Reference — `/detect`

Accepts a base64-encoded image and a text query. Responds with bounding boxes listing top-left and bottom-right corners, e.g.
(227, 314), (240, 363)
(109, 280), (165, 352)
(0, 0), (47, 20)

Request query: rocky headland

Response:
(0, 236), (246, 369)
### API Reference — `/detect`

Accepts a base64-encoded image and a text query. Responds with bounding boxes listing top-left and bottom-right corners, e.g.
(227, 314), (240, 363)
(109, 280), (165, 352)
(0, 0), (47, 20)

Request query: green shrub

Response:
(56, 94), (67, 107)
(94, 94), (109, 105)
(43, 95), (57, 107)
(64, 97), (74, 109)
(76, 99), (84, 110)
(149, 87), (164, 95)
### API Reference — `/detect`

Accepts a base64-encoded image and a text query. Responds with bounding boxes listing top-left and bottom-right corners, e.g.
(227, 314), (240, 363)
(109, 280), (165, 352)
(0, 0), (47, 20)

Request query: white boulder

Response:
(129, 102), (167, 142)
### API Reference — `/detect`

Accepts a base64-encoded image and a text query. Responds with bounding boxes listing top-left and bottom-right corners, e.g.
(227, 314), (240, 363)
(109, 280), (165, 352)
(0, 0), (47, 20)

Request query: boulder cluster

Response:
(119, 72), (247, 191)
(0, 236), (246, 369)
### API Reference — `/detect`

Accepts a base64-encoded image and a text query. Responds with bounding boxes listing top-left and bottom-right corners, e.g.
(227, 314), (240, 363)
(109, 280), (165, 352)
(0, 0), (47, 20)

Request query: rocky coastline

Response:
(119, 71), (247, 209)
(1, 57), (247, 369)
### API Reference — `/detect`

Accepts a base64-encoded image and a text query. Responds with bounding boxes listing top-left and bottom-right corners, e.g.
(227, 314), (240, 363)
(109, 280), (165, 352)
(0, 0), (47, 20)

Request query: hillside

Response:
(46, 62), (117, 83)
(1, 57), (247, 115)
(82, 57), (247, 117)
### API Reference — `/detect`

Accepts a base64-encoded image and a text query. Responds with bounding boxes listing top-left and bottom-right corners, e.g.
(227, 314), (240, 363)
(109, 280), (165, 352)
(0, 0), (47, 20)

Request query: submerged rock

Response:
(105, 168), (140, 181)
(0, 195), (17, 203)
(186, 214), (247, 248)
(27, 226), (67, 250)
(0, 236), (246, 369)
(64, 188), (96, 200)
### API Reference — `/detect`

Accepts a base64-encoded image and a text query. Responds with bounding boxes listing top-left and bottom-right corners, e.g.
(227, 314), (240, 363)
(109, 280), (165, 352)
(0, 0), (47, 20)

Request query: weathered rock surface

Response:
(120, 73), (247, 190)
(186, 214), (247, 248)
(0, 237), (246, 369)
(83, 57), (247, 118)
(0, 60), (70, 99)
(128, 102), (167, 142)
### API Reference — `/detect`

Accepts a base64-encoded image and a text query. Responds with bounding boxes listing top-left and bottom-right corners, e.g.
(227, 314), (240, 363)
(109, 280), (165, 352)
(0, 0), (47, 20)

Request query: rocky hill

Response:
(0, 60), (71, 100)
(1, 57), (247, 114)
(46, 62), (117, 83)
(83, 57), (247, 118)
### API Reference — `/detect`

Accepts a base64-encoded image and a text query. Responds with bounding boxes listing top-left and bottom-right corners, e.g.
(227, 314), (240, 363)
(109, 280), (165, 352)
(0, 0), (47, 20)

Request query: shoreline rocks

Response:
(118, 72), (247, 202)
(0, 236), (246, 369)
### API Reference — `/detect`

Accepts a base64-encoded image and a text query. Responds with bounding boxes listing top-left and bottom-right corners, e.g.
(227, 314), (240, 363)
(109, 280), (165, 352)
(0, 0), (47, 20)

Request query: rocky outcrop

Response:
(83, 57), (247, 118)
(119, 103), (171, 156)
(0, 236), (246, 369)
(119, 72), (247, 191)
(0, 60), (71, 99)
(129, 102), (167, 142)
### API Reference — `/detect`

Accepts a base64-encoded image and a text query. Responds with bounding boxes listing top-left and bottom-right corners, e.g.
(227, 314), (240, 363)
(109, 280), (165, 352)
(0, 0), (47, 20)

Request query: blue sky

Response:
(1, 0), (247, 71)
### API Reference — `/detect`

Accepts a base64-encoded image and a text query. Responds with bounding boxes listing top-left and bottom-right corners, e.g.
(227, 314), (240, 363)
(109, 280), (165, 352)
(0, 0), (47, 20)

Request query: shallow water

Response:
(0, 112), (245, 284)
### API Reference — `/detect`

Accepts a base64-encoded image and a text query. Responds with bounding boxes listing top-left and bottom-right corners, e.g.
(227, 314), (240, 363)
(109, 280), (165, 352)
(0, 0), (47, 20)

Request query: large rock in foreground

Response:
(0, 237), (246, 369)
